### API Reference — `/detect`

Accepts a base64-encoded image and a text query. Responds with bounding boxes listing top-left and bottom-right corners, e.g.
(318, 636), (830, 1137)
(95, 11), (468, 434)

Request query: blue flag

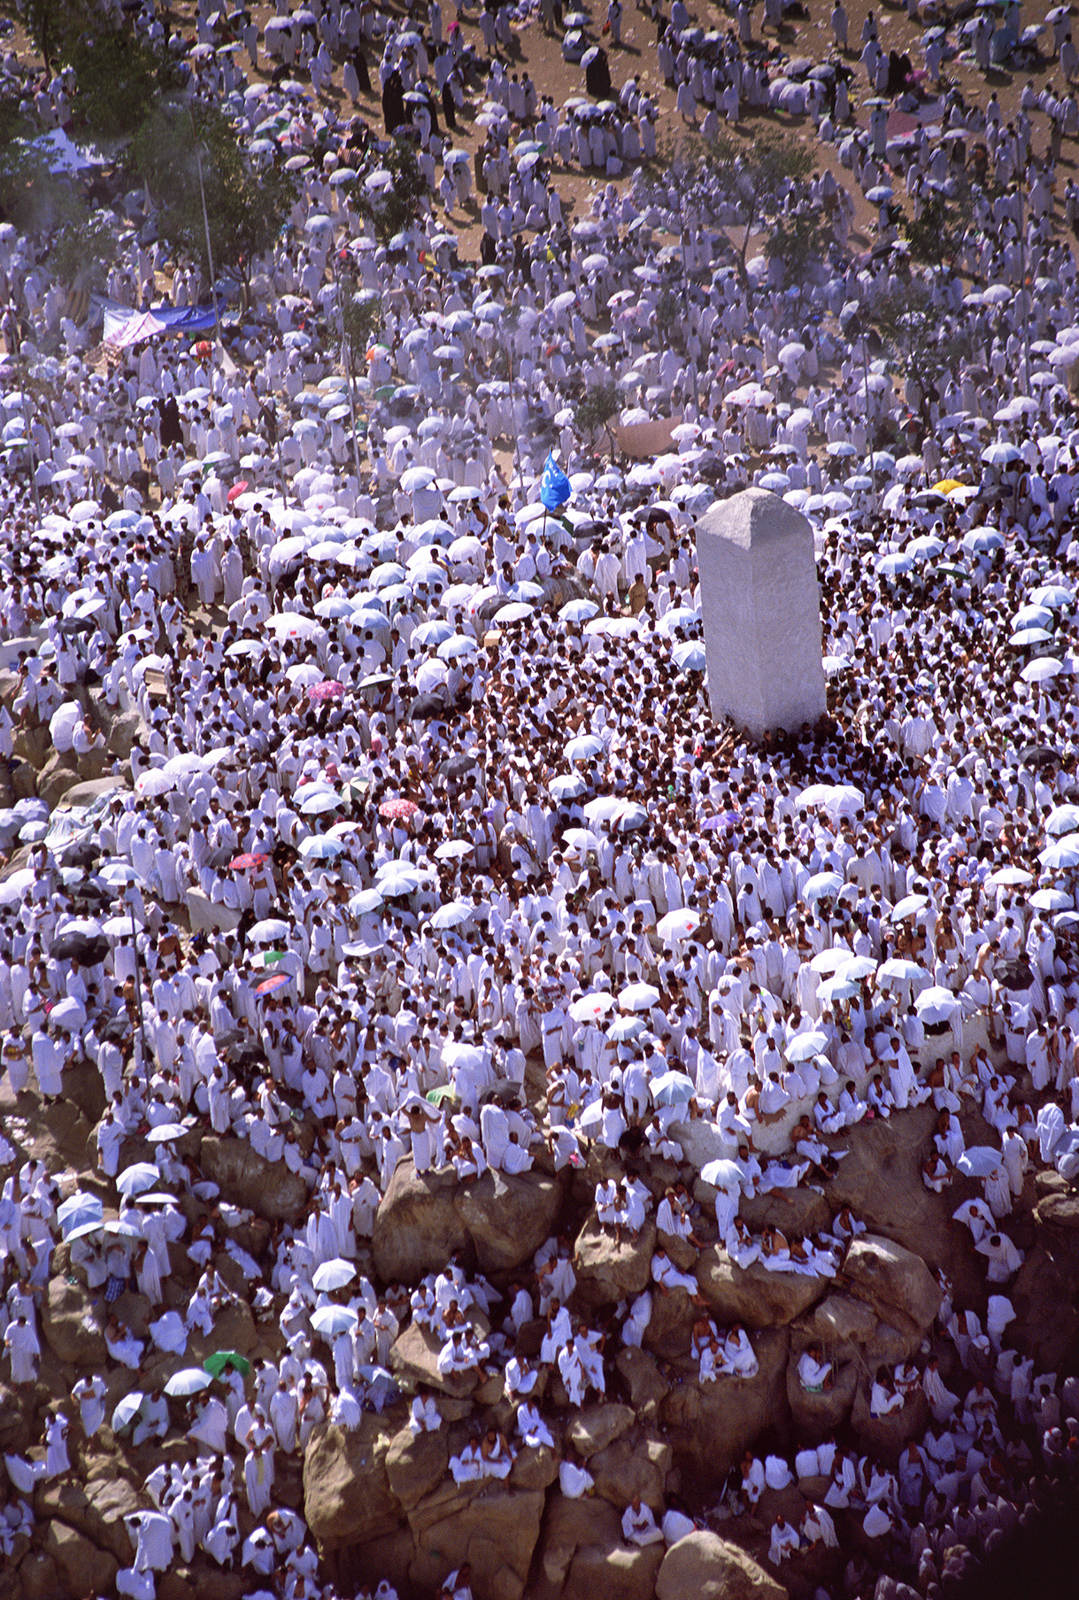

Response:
(539, 451), (571, 512)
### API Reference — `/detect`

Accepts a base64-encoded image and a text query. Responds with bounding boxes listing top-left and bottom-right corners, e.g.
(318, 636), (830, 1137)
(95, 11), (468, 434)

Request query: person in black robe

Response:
(443, 80), (457, 132)
(585, 46), (612, 100)
(480, 230), (498, 266)
(353, 49), (372, 95)
(159, 396), (183, 450)
(382, 69), (405, 135)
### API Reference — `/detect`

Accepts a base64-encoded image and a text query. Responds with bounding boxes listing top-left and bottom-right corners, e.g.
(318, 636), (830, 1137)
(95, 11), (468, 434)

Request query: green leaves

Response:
(130, 102), (296, 291)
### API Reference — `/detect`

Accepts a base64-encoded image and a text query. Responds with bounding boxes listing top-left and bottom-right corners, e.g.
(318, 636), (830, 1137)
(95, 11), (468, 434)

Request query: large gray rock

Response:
(303, 1420), (403, 1550)
(407, 1481), (545, 1600)
(372, 1159), (564, 1284)
(656, 1530), (788, 1600)
(532, 1494), (624, 1600)
(851, 1383), (931, 1465)
(200, 1135), (308, 1224)
(106, 710), (147, 759)
(695, 488), (825, 738)
(842, 1235), (942, 1340)
(589, 1426), (672, 1510)
(42, 1520), (118, 1597)
(388, 1320), (482, 1400)
(660, 1329), (791, 1489)
(573, 1215), (657, 1304)
(825, 1105), (984, 1306)
(566, 1540), (665, 1600)
(36, 750), (80, 808)
(786, 1351), (858, 1441)
(697, 1247), (827, 1327)
(565, 1403), (635, 1459)
(41, 1272), (107, 1367)
(36, 1474), (139, 1564)
(385, 1425), (448, 1511)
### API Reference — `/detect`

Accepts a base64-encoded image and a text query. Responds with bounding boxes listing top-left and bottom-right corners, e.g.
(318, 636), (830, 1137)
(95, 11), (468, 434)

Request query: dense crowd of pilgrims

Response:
(2, 0), (1079, 1597)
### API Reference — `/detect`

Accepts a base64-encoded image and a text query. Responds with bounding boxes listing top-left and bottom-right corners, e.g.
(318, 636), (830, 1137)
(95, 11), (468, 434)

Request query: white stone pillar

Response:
(695, 487), (826, 738)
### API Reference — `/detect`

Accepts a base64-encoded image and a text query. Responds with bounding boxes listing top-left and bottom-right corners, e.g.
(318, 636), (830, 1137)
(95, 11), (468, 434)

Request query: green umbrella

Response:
(203, 1350), (251, 1379)
(426, 1085), (458, 1105)
(373, 385), (397, 400)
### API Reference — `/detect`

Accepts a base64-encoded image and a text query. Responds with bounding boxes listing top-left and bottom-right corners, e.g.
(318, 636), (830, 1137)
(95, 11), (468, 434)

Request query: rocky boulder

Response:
(406, 1481), (545, 1600)
(372, 1159), (565, 1283)
(825, 1105), (984, 1306)
(589, 1426), (672, 1509)
(389, 1320), (482, 1399)
(565, 1403), (635, 1458)
(303, 1420), (402, 1550)
(660, 1329), (791, 1489)
(842, 1235), (942, 1344)
(696, 1248), (826, 1327)
(385, 1425), (448, 1511)
(656, 1530), (788, 1600)
(106, 710), (147, 759)
(851, 1383), (931, 1465)
(565, 1540), (665, 1600)
(36, 1474), (138, 1564)
(531, 1493), (624, 1600)
(41, 1272), (107, 1367)
(200, 1135), (308, 1224)
(573, 1216), (656, 1305)
(786, 1351), (858, 1440)
(41, 1520), (118, 1596)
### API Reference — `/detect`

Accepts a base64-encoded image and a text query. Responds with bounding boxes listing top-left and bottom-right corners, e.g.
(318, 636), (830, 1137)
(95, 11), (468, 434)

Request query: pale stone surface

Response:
(695, 488), (826, 737)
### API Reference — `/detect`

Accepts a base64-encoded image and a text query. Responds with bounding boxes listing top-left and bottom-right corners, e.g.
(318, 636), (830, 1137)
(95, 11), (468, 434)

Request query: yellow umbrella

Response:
(931, 478), (964, 493)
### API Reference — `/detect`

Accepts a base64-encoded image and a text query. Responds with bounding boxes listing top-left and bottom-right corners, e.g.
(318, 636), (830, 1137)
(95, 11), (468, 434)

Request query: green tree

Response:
(356, 137), (427, 245)
(46, 208), (115, 292)
(901, 177), (976, 273)
(648, 130), (816, 283)
(856, 278), (954, 427)
(0, 0), (95, 75)
(575, 379), (619, 460)
(67, 29), (182, 142)
(130, 102), (295, 298)
(0, 140), (81, 233)
(765, 207), (832, 283)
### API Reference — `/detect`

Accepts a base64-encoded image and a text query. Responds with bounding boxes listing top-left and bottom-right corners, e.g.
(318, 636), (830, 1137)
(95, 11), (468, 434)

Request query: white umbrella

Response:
(570, 991), (615, 1022)
(785, 1031), (830, 1062)
(650, 1070), (696, 1106)
(656, 908), (701, 943)
(1040, 835), (1079, 870)
(1021, 657), (1065, 683)
(312, 1258), (357, 1293)
(915, 985), (959, 1022)
(164, 1368), (212, 1397)
(1045, 804), (1079, 836)
(1030, 888), (1072, 912)
(618, 982), (661, 1012)
(429, 900), (473, 930)
(116, 1162), (159, 1196)
(889, 893), (928, 920)
(804, 871), (845, 901)
(565, 734), (606, 762)
(311, 1305), (359, 1337)
(817, 973), (860, 1004)
(878, 958), (929, 987)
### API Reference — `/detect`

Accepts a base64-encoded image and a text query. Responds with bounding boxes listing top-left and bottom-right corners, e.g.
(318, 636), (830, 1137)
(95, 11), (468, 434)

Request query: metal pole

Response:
(1014, 135), (1031, 397)
(862, 332), (874, 476)
(193, 139), (224, 356)
(678, 193), (700, 413)
(7, 310), (41, 519)
(332, 252), (364, 489)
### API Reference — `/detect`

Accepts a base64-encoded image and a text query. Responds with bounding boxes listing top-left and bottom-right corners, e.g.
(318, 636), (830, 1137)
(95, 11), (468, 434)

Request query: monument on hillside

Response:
(695, 488), (826, 738)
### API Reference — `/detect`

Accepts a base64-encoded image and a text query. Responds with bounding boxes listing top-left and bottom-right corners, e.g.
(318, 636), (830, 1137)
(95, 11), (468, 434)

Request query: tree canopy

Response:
(129, 102), (296, 295)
